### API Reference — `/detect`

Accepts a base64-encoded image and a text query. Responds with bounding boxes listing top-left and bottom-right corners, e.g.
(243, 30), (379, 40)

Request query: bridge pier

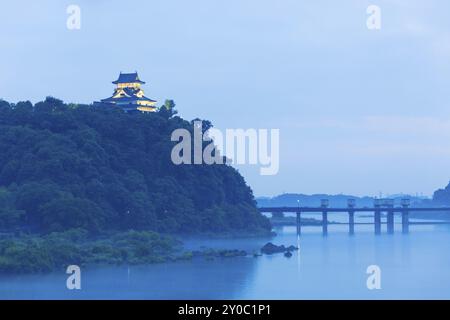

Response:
(374, 201), (381, 235)
(321, 200), (329, 236)
(401, 199), (410, 234)
(387, 210), (394, 234)
(402, 211), (409, 234)
(374, 211), (381, 235)
(348, 210), (355, 235)
(347, 199), (355, 236)
(322, 211), (328, 236)
(296, 211), (301, 235)
(258, 203), (449, 236)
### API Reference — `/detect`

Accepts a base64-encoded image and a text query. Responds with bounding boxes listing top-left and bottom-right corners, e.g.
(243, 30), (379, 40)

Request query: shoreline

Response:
(0, 228), (275, 275)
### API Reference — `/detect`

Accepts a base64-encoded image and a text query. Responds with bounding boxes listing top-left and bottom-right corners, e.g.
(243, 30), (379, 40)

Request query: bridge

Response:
(258, 199), (450, 236)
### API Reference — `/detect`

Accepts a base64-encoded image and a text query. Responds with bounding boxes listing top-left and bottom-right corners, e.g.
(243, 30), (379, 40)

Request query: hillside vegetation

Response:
(0, 97), (269, 235)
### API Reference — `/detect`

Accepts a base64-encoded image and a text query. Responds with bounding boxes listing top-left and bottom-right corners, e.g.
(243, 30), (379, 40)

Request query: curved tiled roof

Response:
(112, 72), (145, 84)
(101, 95), (156, 104)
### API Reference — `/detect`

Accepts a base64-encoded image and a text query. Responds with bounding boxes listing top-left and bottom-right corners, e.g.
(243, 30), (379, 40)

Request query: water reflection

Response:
(296, 234), (301, 278)
(1, 222), (450, 299)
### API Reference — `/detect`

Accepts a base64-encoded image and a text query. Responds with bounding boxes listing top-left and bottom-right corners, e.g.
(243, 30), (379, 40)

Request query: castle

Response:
(96, 72), (157, 113)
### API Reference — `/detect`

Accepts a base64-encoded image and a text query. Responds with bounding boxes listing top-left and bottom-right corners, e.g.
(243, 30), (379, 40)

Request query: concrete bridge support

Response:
(387, 210), (394, 234)
(296, 211), (301, 235)
(402, 210), (409, 234)
(374, 209), (381, 235)
(348, 210), (355, 235)
(322, 211), (328, 236)
(258, 203), (450, 236)
(401, 199), (410, 234)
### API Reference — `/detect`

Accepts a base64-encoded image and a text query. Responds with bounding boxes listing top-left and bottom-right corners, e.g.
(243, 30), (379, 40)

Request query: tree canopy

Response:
(433, 181), (450, 205)
(0, 97), (270, 235)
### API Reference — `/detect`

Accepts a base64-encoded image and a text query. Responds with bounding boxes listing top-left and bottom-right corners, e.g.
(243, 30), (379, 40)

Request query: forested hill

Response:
(0, 97), (270, 235)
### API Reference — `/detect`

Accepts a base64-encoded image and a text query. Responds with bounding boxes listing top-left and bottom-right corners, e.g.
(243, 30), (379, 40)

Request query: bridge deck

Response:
(258, 206), (450, 235)
(259, 207), (450, 213)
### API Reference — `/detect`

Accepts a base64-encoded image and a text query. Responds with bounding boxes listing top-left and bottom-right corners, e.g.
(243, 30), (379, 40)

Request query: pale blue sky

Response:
(1, 0), (450, 197)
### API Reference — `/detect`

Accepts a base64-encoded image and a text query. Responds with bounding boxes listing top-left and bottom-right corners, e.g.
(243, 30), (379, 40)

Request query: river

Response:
(1, 213), (450, 299)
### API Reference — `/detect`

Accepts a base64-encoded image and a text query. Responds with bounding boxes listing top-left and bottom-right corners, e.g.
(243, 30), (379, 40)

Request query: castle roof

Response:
(96, 71), (157, 113)
(100, 95), (156, 104)
(112, 72), (145, 84)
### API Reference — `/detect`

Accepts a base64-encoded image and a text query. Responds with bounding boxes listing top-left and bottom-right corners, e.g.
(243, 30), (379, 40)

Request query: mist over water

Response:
(1, 214), (450, 299)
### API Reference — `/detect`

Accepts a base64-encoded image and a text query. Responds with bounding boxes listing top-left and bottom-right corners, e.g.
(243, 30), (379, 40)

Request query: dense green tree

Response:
(0, 188), (24, 229)
(433, 181), (450, 205)
(0, 97), (270, 235)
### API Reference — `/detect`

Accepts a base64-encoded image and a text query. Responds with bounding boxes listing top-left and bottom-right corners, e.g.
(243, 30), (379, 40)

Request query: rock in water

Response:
(284, 251), (293, 258)
(261, 242), (287, 254)
(261, 242), (299, 255)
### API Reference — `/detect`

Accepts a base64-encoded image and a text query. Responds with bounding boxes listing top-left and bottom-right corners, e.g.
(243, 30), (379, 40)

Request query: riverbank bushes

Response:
(0, 229), (181, 273)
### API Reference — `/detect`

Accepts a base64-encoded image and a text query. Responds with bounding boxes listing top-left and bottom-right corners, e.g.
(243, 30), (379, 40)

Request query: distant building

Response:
(95, 72), (157, 113)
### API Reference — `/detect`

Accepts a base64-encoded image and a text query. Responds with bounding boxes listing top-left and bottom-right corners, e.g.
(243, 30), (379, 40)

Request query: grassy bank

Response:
(0, 229), (186, 274)
(0, 228), (274, 274)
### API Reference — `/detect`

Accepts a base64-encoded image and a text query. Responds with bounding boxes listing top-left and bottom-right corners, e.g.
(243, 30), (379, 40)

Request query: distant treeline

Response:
(433, 183), (450, 205)
(0, 97), (270, 235)
(256, 193), (426, 208)
(257, 194), (370, 208)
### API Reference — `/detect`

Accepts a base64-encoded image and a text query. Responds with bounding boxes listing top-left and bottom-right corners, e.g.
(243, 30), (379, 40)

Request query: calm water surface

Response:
(1, 213), (450, 299)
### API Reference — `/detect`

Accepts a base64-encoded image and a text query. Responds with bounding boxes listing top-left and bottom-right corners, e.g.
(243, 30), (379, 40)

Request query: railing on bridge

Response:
(259, 198), (450, 236)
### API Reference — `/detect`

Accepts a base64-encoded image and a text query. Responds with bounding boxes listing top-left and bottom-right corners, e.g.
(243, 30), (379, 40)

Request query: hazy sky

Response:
(1, 0), (450, 197)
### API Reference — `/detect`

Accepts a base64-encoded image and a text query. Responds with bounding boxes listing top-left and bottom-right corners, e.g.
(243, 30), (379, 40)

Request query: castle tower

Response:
(99, 72), (157, 113)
